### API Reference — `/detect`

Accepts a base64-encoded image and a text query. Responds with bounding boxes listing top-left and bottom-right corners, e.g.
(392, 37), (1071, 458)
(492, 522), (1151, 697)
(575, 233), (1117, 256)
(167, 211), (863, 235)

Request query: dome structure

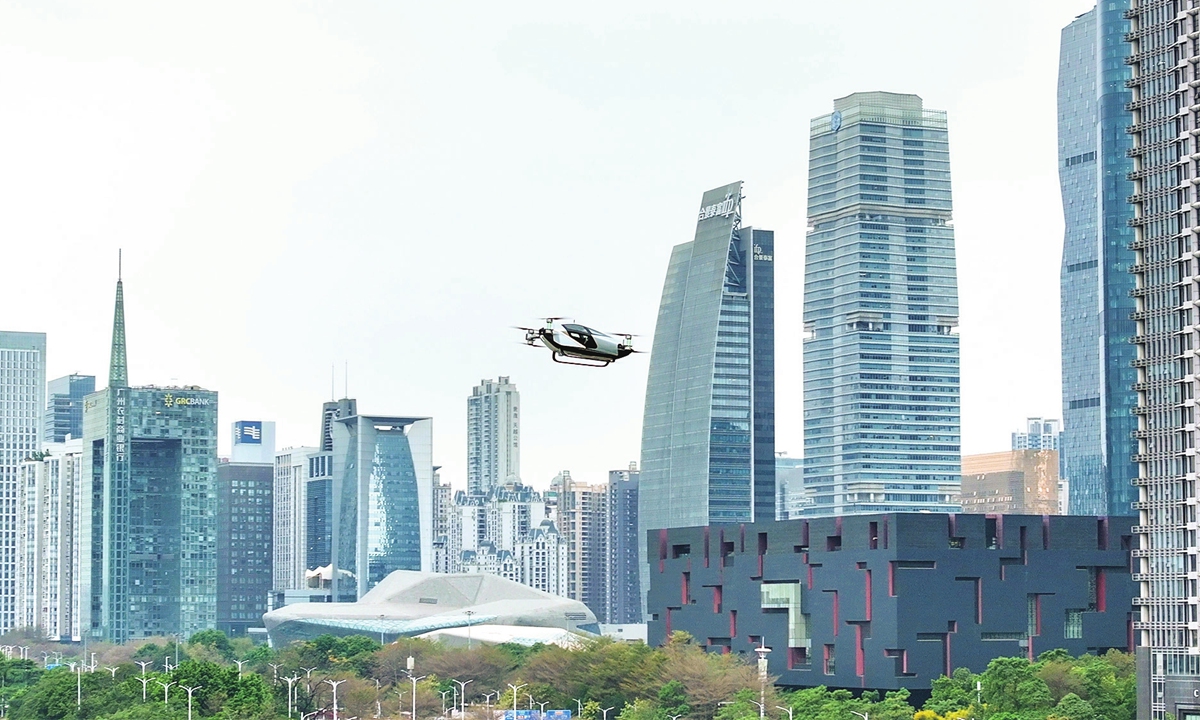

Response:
(263, 570), (599, 646)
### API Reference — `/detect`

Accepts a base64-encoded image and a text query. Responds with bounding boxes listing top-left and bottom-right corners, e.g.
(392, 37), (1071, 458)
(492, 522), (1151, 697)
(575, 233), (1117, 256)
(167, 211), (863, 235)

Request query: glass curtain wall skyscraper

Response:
(1058, 4), (1139, 517)
(802, 92), (960, 516)
(330, 415), (433, 600)
(1127, 1), (1200, 717)
(80, 266), (218, 642)
(639, 181), (775, 608)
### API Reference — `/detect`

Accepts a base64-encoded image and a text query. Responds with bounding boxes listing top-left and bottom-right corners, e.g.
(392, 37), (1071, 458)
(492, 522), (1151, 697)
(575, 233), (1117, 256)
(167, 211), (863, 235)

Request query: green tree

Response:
(188, 630), (235, 662)
(1050, 693), (1096, 720)
(925, 667), (978, 716)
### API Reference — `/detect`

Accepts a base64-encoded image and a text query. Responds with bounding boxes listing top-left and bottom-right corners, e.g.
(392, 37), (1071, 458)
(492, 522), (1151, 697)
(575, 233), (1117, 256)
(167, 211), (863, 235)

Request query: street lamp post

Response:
(234, 659), (247, 678)
(442, 690), (454, 716)
(325, 678), (347, 720)
(601, 707), (616, 720)
(75, 666), (82, 709)
(535, 701), (549, 717)
(302, 667), (317, 694)
(103, 666), (118, 679)
(406, 657), (426, 720)
(777, 707), (795, 720)
(465, 610), (475, 651)
(508, 683), (527, 717)
(754, 644), (771, 720)
(158, 680), (175, 706)
(182, 685), (202, 720)
(269, 663), (282, 685)
(850, 712), (869, 720)
(452, 679), (474, 716)
(136, 675), (152, 702)
(576, 699), (584, 717)
(484, 691), (499, 719)
(284, 674), (301, 718)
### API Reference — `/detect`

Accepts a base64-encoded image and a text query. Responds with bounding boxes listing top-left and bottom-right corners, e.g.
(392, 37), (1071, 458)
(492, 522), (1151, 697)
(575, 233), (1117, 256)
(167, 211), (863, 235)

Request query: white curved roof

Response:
(264, 571), (598, 646)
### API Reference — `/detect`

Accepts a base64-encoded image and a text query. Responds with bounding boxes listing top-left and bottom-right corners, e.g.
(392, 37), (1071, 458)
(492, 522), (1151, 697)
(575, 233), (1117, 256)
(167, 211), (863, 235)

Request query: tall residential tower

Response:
(1058, 5), (1138, 517)
(802, 92), (960, 516)
(639, 181), (775, 605)
(1127, 1), (1200, 717)
(467, 377), (520, 494)
(0, 331), (46, 633)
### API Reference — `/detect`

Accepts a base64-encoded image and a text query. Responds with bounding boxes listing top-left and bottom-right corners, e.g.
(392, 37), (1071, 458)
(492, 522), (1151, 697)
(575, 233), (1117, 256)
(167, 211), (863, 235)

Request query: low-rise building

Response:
(648, 513), (1134, 691)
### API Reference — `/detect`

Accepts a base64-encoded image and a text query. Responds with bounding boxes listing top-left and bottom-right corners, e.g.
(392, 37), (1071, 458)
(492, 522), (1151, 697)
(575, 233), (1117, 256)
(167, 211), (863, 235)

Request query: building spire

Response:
(109, 250), (128, 387)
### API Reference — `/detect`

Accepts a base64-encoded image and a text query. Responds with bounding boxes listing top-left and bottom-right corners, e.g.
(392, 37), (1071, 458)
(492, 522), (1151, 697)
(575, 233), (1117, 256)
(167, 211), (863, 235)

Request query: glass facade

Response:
(330, 415), (433, 600)
(81, 386), (218, 642)
(802, 92), (960, 516)
(44, 374), (95, 443)
(1058, 3), (1138, 517)
(217, 462), (273, 636)
(639, 182), (774, 605)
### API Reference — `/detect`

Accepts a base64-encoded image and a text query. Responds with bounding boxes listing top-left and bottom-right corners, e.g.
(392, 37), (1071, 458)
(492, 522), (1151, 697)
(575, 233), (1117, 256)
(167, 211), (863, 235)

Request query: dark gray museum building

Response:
(647, 513), (1135, 691)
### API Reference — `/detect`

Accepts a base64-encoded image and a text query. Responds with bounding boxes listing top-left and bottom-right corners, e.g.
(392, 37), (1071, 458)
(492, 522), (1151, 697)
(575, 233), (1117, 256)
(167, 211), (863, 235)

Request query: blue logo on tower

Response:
(235, 421), (263, 445)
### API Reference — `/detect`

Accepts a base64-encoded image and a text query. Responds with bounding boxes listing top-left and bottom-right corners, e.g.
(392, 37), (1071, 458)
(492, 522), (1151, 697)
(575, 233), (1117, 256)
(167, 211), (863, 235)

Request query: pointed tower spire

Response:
(109, 250), (128, 387)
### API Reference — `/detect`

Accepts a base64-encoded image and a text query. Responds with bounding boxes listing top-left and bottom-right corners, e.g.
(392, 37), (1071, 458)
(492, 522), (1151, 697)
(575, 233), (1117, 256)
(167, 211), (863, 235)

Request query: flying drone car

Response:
(518, 317), (639, 367)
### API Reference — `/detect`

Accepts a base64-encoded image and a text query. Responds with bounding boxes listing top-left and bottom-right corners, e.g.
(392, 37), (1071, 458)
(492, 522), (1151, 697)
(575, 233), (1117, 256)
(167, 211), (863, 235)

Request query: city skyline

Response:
(2, 0), (1096, 492)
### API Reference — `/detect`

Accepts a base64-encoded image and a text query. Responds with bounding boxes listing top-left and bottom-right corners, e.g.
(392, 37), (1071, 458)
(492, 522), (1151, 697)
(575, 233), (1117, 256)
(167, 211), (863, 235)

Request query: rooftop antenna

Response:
(344, 361), (348, 399)
(331, 364), (335, 401)
(118, 248), (122, 280)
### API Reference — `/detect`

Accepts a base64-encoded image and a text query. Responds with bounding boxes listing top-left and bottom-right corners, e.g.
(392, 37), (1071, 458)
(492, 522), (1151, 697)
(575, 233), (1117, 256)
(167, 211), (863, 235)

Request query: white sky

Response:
(0, 0), (1097, 490)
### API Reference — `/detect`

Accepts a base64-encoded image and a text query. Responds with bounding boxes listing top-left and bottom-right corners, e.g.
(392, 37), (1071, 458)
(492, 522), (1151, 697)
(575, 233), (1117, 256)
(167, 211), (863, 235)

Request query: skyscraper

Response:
(467, 377), (520, 494)
(802, 92), (961, 516)
(1058, 5), (1138, 517)
(329, 414), (434, 599)
(554, 471), (609, 620)
(44, 374), (95, 443)
(0, 330), (46, 633)
(606, 463), (640, 624)
(216, 421), (275, 636)
(274, 445), (318, 592)
(81, 268), (218, 642)
(639, 182), (775, 596)
(1127, 2), (1200, 716)
(16, 439), (81, 641)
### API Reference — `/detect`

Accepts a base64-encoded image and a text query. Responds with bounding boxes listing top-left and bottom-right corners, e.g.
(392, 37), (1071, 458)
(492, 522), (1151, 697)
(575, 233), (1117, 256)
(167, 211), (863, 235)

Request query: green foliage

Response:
(0, 627), (1140, 720)
(188, 630), (235, 662)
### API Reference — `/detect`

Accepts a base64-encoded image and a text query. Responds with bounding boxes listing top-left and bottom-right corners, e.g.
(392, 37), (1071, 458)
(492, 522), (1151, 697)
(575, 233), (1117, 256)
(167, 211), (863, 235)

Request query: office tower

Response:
(216, 421), (275, 636)
(306, 452), (334, 572)
(1058, 6), (1138, 518)
(1127, 2), (1200, 716)
(274, 446), (317, 592)
(467, 377), (520, 494)
(44, 374), (95, 443)
(639, 182), (775, 597)
(320, 398), (357, 452)
(555, 471), (609, 619)
(959, 450), (1060, 515)
(775, 454), (808, 519)
(802, 92), (961, 516)
(81, 268), (219, 642)
(16, 439), (82, 640)
(606, 463), (640, 624)
(329, 415), (434, 599)
(0, 330), (46, 633)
